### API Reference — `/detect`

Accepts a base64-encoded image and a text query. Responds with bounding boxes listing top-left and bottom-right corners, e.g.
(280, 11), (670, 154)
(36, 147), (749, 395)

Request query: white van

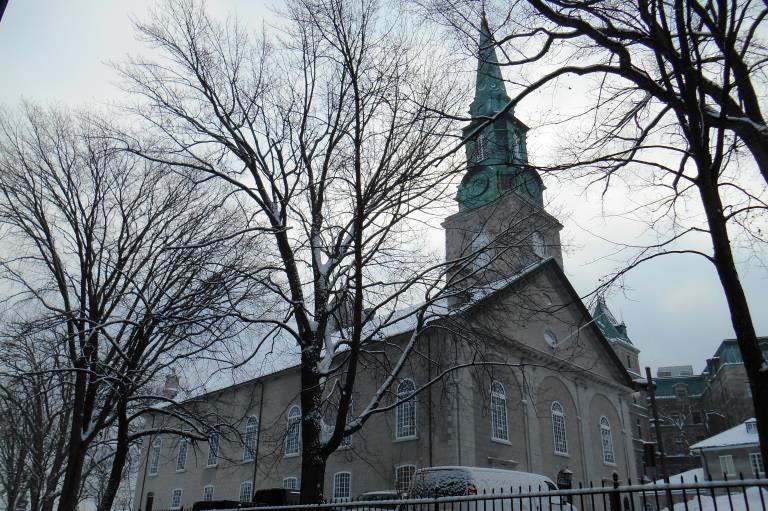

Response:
(407, 466), (576, 511)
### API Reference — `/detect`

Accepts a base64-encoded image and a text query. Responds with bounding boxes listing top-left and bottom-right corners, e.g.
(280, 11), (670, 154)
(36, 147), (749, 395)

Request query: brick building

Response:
(647, 339), (767, 477)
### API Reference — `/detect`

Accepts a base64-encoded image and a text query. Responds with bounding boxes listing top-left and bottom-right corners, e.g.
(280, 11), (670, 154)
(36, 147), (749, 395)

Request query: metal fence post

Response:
(610, 473), (621, 511)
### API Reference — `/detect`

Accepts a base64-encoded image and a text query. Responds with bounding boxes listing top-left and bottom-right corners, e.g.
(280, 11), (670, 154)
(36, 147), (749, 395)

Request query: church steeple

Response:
(469, 15), (512, 119)
(456, 14), (544, 212)
(443, 12), (564, 297)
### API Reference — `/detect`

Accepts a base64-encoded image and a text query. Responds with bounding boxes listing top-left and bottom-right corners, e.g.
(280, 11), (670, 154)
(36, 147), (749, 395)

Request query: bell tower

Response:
(444, 14), (563, 293)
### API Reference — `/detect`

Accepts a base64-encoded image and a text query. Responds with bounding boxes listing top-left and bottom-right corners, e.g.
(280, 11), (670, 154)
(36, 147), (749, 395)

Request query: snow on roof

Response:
(361, 257), (549, 339)
(690, 418), (759, 450)
(155, 258), (551, 408)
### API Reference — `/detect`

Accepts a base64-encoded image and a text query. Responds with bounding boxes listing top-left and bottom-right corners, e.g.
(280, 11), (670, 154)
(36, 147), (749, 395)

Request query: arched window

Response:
(176, 434), (188, 472)
(551, 401), (568, 455)
(340, 401), (354, 449)
(149, 439), (161, 476)
(532, 231), (546, 257)
(171, 489), (183, 509)
(243, 416), (259, 461)
(396, 465), (417, 494)
(600, 416), (615, 464)
(207, 433), (219, 467)
(395, 379), (416, 439)
(283, 477), (298, 490)
(239, 481), (253, 503)
(490, 381), (509, 441)
(285, 406), (302, 456)
(333, 472), (352, 499)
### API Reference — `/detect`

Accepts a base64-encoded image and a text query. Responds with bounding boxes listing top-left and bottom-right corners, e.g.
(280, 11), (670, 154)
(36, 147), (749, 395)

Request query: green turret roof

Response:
(654, 375), (705, 397)
(592, 296), (633, 345)
(456, 14), (544, 212)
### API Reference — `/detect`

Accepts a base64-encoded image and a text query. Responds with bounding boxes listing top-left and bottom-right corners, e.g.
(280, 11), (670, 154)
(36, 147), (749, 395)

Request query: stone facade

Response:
(134, 264), (640, 510)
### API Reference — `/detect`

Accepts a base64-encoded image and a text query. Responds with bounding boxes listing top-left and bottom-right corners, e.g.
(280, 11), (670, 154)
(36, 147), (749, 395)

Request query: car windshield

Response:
(360, 494), (396, 502)
(410, 469), (469, 498)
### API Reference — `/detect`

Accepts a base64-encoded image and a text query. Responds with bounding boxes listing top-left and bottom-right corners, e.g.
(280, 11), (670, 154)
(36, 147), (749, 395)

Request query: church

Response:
(134, 17), (641, 511)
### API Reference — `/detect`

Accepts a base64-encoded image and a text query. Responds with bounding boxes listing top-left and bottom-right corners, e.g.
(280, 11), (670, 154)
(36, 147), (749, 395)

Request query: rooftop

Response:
(690, 418), (759, 450)
(592, 297), (633, 346)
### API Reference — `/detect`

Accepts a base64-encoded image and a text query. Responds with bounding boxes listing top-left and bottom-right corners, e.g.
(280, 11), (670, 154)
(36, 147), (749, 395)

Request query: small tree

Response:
(0, 104), (263, 511)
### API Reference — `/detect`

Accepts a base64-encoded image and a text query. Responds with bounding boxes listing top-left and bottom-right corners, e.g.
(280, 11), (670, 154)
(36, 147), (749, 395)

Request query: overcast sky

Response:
(2, 0), (766, 375)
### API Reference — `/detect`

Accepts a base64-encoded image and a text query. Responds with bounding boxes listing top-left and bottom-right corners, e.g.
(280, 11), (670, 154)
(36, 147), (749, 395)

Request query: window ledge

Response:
(205, 464), (218, 469)
(603, 461), (617, 467)
(394, 436), (418, 443)
(554, 451), (570, 458)
(175, 468), (187, 473)
(284, 452), (300, 458)
(491, 437), (512, 446)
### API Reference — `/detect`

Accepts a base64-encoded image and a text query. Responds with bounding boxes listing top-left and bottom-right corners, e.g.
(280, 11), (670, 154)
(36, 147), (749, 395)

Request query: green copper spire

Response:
(456, 14), (544, 212)
(469, 15), (512, 119)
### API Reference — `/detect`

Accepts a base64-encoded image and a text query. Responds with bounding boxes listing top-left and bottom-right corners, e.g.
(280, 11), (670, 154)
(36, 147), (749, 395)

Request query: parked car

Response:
(407, 466), (577, 511)
(252, 488), (301, 507)
(355, 491), (401, 511)
(191, 500), (244, 511)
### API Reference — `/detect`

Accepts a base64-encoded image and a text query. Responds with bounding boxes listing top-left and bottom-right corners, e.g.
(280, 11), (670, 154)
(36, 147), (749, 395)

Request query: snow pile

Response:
(652, 468), (706, 486)
(661, 486), (768, 511)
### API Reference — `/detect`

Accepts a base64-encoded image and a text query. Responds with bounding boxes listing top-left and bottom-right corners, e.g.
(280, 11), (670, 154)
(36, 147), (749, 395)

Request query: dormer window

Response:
(746, 421), (758, 434)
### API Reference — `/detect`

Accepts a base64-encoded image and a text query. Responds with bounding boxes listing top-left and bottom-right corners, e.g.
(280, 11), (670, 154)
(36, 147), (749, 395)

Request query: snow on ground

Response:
(652, 468), (706, 485)
(661, 486), (768, 511)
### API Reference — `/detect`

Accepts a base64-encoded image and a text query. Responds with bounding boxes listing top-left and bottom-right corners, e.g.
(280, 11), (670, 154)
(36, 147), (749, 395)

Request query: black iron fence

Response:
(219, 476), (768, 511)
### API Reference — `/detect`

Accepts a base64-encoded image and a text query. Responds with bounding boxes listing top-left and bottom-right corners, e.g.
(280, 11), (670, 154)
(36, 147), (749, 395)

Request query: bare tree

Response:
(415, 0), (768, 463)
(0, 327), (71, 511)
(116, 0), (491, 500)
(0, 104), (264, 511)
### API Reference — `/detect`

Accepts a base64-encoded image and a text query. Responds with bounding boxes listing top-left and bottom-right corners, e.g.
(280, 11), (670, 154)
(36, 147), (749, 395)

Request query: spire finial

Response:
(469, 11), (512, 118)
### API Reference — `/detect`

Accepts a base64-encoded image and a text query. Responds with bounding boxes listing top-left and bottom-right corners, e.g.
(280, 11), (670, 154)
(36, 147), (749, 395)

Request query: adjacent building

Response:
(690, 419), (765, 480)
(646, 338), (767, 476)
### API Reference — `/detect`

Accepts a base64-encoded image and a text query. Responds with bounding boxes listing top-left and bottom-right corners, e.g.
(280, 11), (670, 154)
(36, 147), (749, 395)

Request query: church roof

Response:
(591, 297), (633, 346)
(475, 259), (635, 388)
(158, 258), (634, 408)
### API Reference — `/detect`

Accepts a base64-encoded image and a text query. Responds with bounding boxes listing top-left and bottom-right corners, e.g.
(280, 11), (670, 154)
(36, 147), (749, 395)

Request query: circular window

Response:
(544, 329), (558, 347)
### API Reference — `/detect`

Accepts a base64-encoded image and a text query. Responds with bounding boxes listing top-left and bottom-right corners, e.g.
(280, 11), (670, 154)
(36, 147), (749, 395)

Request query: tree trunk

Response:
(299, 348), (327, 504)
(97, 399), (130, 511)
(56, 372), (89, 511)
(698, 175), (768, 467)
